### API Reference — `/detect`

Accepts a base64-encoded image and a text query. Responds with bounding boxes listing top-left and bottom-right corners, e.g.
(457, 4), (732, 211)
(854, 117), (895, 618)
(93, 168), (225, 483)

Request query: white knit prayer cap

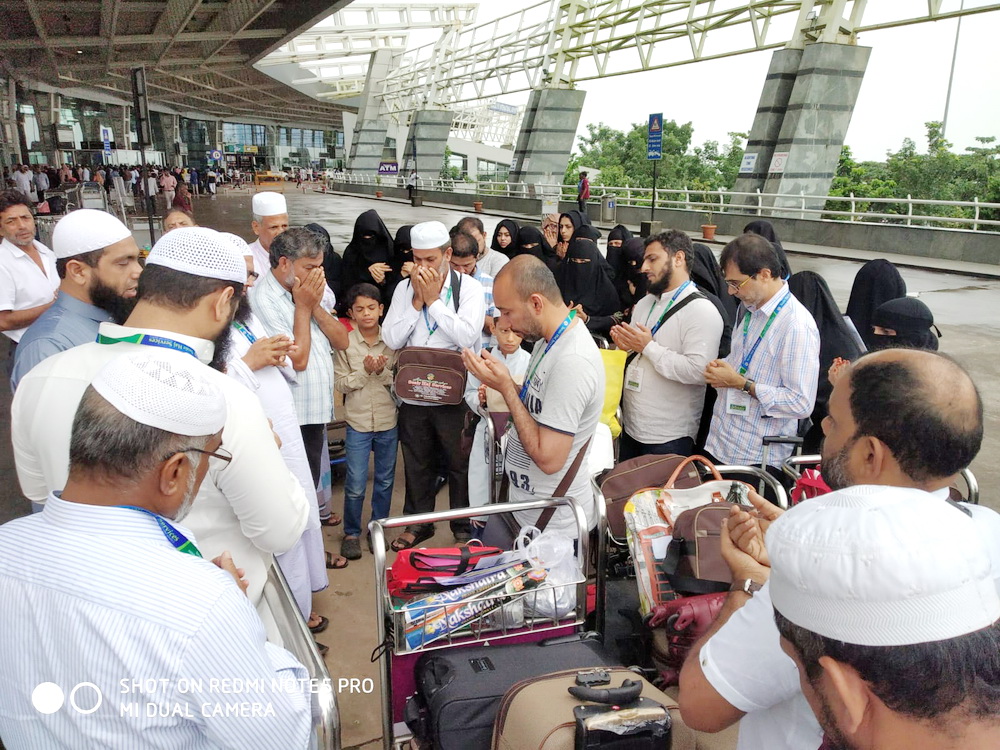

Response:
(219, 232), (251, 258)
(251, 191), (287, 218)
(145, 226), (247, 284)
(52, 209), (133, 260)
(768, 484), (1000, 647)
(410, 221), (450, 250)
(91, 350), (226, 436)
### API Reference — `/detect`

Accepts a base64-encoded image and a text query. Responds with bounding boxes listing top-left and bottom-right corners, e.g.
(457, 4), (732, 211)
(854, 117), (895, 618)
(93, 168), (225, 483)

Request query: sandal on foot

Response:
(308, 613), (329, 634)
(341, 536), (362, 560)
(389, 526), (433, 552)
(320, 514), (342, 527)
(325, 551), (349, 569)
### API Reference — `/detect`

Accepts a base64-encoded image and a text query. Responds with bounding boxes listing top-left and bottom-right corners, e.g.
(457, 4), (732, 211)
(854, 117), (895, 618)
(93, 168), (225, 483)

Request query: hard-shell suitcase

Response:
(491, 667), (698, 750)
(407, 635), (611, 750)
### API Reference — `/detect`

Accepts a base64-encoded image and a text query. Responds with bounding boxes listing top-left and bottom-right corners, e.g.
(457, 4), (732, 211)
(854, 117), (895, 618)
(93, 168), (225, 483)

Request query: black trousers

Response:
(398, 402), (471, 534)
(300, 423), (327, 486)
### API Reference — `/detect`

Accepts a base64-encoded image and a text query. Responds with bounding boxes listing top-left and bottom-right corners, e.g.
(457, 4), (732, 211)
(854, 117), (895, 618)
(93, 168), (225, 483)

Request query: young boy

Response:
(464, 317), (531, 530)
(334, 284), (398, 559)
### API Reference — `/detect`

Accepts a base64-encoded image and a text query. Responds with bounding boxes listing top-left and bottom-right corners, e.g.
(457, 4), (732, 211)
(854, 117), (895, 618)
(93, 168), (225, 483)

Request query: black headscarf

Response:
(558, 210), (598, 242)
(342, 209), (398, 293)
(688, 242), (734, 359)
(490, 219), (520, 257)
(743, 220), (792, 280)
(555, 231), (619, 318)
(613, 237), (647, 311)
(393, 225), (413, 268)
(846, 259), (907, 351)
(788, 271), (864, 451)
(512, 226), (545, 260)
(606, 225), (633, 281)
(304, 222), (344, 316)
(871, 297), (940, 351)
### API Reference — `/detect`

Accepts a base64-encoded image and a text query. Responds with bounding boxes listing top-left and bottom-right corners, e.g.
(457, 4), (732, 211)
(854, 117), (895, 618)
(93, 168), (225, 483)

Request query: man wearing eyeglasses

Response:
(0, 351), (312, 749)
(11, 227), (310, 616)
(702, 233), (819, 476)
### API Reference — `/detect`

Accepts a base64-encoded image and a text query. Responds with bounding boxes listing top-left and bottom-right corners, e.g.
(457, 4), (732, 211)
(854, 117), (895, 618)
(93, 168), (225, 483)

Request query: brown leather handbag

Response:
(394, 347), (468, 405)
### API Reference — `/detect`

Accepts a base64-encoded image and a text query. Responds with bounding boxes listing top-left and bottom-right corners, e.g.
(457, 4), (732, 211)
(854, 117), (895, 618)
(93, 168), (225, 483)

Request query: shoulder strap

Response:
(536, 436), (593, 532)
(625, 290), (708, 366)
(451, 269), (462, 312)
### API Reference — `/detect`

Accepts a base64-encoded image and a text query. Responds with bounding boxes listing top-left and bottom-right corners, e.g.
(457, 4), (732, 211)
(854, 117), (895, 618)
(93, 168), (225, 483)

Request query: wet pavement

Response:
(0, 184), (996, 749)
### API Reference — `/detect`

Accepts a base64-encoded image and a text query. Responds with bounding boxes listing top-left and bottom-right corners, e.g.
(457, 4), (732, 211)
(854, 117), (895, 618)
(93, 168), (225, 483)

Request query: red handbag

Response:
(388, 542), (504, 597)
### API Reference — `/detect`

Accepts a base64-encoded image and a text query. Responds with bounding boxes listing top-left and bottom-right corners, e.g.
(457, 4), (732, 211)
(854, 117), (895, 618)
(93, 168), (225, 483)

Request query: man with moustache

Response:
(678, 348), (1000, 750)
(703, 233), (819, 474)
(0, 351), (313, 749)
(11, 227), (309, 612)
(12, 210), (142, 390)
(610, 230), (723, 459)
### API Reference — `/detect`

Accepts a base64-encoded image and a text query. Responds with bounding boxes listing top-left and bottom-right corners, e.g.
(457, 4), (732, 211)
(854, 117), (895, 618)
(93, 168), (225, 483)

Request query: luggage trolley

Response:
(370, 497), (597, 750)
(781, 454), (981, 505)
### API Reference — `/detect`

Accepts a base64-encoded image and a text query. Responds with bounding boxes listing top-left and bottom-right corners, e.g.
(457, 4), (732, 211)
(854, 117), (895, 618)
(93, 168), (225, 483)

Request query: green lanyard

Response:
(422, 286), (454, 337)
(643, 280), (692, 333)
(738, 291), (791, 375)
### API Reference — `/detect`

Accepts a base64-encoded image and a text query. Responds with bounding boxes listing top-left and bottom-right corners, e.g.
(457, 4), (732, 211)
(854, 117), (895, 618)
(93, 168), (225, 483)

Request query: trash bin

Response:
(411, 196), (423, 207)
(600, 194), (617, 223)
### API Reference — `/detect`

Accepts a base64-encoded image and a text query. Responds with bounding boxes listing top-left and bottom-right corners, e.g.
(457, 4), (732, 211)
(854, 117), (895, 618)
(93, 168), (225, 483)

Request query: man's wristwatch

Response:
(741, 378), (755, 394)
(731, 579), (763, 596)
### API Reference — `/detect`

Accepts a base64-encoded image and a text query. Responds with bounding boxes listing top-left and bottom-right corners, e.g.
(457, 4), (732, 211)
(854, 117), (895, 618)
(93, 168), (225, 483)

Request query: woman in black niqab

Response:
(870, 297), (940, 351)
(606, 225), (633, 282)
(554, 220), (619, 337)
(342, 209), (399, 298)
(846, 259), (907, 351)
(743, 220), (792, 280)
(788, 270), (864, 452)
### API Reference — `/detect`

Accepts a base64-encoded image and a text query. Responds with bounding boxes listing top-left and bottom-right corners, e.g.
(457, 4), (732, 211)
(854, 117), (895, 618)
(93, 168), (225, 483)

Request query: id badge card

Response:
(726, 388), (752, 417)
(625, 363), (643, 392)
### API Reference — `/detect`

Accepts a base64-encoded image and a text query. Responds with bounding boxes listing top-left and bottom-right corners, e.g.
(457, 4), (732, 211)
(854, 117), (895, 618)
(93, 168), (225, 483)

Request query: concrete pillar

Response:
(348, 49), (393, 174)
(731, 48), (802, 206)
(401, 110), (453, 181)
(762, 43), (871, 215)
(508, 87), (586, 185)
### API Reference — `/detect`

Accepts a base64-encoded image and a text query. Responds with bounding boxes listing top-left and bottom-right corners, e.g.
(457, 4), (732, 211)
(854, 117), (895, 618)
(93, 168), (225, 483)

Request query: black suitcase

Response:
(405, 634), (612, 750)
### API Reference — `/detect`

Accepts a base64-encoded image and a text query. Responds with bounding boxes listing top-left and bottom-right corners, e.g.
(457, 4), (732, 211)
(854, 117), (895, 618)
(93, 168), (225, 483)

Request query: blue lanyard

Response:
(645, 280), (692, 335)
(422, 286), (454, 337)
(119, 505), (203, 558)
(97, 332), (197, 358)
(518, 310), (576, 402)
(232, 320), (257, 344)
(738, 291), (791, 376)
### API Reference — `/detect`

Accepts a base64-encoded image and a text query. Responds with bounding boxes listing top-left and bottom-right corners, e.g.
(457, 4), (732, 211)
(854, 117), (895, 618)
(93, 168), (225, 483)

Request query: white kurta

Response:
(225, 313), (327, 618)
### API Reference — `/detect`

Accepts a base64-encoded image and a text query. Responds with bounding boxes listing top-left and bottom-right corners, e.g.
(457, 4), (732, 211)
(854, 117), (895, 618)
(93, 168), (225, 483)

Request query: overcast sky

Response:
(396, 1), (1000, 162)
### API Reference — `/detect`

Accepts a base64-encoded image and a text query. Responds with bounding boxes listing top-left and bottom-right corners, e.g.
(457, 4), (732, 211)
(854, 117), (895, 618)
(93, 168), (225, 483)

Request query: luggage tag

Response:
(624, 363), (643, 392)
(726, 388), (752, 417)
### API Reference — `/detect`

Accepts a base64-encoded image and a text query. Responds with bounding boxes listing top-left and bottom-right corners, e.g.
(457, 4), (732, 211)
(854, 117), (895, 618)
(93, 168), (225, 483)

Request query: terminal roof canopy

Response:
(0, 0), (353, 126)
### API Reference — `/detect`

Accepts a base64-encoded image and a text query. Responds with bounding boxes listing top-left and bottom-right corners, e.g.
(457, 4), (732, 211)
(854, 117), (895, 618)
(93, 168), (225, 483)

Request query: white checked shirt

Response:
(471, 267), (497, 350)
(704, 282), (819, 466)
(251, 270), (334, 426)
(0, 494), (312, 750)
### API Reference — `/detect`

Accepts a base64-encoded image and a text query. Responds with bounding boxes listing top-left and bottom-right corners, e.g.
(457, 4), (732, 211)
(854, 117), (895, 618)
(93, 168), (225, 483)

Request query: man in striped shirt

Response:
(0, 351), (312, 749)
(703, 233), (819, 472)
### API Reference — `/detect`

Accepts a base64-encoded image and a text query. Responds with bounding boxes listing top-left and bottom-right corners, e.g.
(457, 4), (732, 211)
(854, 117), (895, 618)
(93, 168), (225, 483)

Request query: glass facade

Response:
(222, 122), (267, 146)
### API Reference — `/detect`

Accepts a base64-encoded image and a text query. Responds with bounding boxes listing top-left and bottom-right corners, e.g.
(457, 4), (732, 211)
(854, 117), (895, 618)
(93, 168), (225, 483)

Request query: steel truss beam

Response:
(379, 0), (1000, 114)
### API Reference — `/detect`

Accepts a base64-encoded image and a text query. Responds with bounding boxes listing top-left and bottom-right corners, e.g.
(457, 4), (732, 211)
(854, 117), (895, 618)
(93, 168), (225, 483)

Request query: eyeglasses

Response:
(725, 275), (755, 291)
(177, 446), (233, 465)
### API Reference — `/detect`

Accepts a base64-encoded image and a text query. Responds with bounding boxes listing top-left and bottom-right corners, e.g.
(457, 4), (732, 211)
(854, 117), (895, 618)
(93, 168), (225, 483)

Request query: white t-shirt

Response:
(699, 487), (1000, 750)
(0, 239), (58, 342)
(504, 320), (604, 537)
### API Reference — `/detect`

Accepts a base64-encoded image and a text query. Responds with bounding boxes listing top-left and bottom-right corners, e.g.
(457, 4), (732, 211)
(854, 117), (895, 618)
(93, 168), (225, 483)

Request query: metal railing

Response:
(327, 175), (1000, 233)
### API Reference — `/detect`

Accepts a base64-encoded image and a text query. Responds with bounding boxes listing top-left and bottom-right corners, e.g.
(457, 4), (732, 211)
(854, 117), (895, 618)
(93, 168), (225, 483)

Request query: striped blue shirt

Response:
(472, 267), (497, 349)
(0, 494), (312, 749)
(705, 283), (819, 466)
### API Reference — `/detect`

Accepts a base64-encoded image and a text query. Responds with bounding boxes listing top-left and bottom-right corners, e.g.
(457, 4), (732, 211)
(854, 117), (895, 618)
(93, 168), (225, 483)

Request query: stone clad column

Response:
(401, 110), (454, 181)
(508, 88), (586, 185)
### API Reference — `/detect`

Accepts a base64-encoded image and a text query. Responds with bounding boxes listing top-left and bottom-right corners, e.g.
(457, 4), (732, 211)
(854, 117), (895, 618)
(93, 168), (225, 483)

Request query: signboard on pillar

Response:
(739, 153), (758, 174)
(647, 113), (663, 160)
(378, 161), (399, 175)
(768, 151), (789, 174)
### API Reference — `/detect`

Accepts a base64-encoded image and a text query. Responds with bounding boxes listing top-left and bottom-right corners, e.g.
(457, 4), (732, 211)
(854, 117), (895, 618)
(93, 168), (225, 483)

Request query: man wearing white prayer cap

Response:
(0, 350), (313, 750)
(248, 190), (288, 278)
(768, 485), (1000, 750)
(11, 226), (309, 623)
(11, 209), (142, 390)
